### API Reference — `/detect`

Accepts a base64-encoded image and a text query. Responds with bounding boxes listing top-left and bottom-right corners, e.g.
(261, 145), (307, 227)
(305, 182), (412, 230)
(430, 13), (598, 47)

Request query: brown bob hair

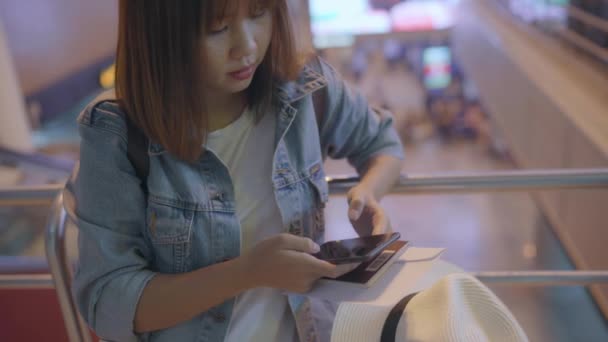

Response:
(115, 0), (305, 162)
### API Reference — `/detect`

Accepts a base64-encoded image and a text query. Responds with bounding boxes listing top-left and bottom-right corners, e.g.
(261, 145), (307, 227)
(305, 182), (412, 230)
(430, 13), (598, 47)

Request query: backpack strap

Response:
(308, 56), (328, 137)
(123, 114), (150, 196)
(312, 87), (326, 133)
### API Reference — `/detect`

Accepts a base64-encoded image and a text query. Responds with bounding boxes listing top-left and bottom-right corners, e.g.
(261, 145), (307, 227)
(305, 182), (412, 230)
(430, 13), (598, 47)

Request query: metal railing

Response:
(0, 273), (53, 288)
(2, 167), (608, 341)
(560, 5), (608, 63)
(0, 184), (64, 206)
(327, 168), (608, 194)
(2, 168), (608, 204)
(0, 146), (75, 173)
(474, 270), (608, 285)
(492, 0), (608, 63)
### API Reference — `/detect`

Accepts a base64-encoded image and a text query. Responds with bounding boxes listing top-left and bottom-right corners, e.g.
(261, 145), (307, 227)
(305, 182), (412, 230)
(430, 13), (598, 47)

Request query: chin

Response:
(226, 79), (254, 94)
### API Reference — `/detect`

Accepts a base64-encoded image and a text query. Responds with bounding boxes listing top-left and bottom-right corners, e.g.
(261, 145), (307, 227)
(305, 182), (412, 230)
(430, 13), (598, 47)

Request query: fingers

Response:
(307, 256), (359, 279)
(371, 204), (389, 235)
(282, 255), (360, 293)
(350, 195), (391, 236)
(271, 234), (320, 254)
(286, 251), (335, 278)
(308, 255), (337, 277)
(348, 195), (365, 221)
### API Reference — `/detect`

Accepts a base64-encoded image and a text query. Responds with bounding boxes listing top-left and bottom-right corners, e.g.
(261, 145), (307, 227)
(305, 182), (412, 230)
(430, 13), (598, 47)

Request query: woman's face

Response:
(202, 3), (273, 97)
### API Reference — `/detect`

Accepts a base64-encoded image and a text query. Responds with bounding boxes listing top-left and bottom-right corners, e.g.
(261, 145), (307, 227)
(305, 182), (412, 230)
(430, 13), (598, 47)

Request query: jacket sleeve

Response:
(312, 57), (404, 173)
(63, 101), (155, 341)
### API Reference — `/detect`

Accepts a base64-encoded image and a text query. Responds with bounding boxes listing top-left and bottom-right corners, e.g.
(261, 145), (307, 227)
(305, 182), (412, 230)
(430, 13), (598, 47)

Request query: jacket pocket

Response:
(146, 196), (194, 273)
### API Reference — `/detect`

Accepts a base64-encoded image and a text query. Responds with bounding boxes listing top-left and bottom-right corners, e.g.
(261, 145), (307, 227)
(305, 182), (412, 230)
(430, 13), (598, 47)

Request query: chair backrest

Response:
(45, 192), (92, 342)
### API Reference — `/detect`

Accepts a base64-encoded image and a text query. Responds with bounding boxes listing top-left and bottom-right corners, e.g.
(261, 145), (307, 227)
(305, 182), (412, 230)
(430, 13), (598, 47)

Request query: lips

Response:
(228, 65), (256, 81)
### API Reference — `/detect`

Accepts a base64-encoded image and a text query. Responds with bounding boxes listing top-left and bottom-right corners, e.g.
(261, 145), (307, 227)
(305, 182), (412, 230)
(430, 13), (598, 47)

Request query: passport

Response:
(324, 240), (409, 287)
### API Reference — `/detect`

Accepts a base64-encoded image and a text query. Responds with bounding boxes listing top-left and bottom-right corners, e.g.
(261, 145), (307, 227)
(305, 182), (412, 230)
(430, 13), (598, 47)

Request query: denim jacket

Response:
(64, 57), (404, 342)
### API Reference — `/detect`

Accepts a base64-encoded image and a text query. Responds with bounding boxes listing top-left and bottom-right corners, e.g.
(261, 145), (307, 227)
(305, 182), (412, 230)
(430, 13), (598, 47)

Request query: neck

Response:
(206, 91), (247, 131)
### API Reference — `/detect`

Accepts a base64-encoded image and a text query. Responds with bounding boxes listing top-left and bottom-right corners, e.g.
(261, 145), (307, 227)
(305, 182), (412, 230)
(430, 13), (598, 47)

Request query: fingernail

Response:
(312, 243), (321, 253)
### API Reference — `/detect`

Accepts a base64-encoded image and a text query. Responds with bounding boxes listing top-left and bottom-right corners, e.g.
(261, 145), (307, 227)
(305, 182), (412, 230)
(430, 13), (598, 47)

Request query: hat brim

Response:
(332, 302), (395, 342)
(331, 273), (528, 342)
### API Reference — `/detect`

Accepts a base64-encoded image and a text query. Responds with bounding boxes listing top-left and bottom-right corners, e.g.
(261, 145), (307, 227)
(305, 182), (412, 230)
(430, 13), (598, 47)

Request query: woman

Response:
(64, 0), (404, 341)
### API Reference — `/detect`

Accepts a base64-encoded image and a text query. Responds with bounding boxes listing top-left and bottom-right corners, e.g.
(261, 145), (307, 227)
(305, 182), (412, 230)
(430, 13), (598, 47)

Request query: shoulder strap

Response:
(312, 88), (326, 132)
(309, 56), (328, 132)
(90, 93), (150, 195)
(308, 57), (329, 161)
(123, 114), (150, 195)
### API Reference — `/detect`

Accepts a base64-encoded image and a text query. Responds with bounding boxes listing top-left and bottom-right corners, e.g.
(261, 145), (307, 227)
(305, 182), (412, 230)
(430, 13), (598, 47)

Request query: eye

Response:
(251, 5), (268, 18)
(209, 19), (229, 35)
(209, 25), (228, 35)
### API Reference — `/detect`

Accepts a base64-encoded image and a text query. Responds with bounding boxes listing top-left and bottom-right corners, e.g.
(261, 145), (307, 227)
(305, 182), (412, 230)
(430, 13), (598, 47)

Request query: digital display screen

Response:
(423, 46), (452, 89)
(309, 0), (455, 48)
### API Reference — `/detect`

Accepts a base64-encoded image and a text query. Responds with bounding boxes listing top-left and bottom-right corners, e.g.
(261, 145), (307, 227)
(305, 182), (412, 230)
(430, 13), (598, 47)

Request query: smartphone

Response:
(313, 232), (401, 264)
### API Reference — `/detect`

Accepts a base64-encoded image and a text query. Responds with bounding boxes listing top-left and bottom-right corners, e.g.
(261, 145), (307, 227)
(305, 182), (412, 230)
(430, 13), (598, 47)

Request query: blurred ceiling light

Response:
(99, 63), (115, 89)
(522, 243), (537, 259)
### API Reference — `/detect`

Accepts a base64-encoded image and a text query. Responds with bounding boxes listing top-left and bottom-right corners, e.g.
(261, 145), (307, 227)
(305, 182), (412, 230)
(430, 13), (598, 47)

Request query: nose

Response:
(230, 20), (257, 61)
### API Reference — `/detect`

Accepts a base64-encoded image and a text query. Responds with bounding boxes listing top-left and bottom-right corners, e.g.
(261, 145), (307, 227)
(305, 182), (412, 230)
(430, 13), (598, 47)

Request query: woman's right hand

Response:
(238, 233), (345, 294)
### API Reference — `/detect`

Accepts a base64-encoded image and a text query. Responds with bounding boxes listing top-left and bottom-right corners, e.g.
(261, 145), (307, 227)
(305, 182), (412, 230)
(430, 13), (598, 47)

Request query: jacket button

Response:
(212, 192), (225, 202)
(212, 312), (226, 323)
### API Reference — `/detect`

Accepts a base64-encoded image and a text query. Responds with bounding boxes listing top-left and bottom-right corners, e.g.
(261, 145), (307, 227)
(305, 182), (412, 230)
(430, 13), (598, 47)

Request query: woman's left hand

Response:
(347, 184), (392, 236)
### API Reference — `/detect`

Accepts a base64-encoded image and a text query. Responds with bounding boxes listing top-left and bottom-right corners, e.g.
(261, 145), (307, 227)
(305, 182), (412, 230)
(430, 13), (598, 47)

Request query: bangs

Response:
(203, 0), (277, 30)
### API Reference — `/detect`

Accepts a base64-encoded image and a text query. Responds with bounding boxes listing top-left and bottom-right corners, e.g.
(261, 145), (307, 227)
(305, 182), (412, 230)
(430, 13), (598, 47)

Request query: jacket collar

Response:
(274, 63), (327, 104)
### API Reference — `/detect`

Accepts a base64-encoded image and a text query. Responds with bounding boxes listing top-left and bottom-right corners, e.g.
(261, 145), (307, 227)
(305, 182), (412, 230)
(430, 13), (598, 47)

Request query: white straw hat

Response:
(331, 273), (528, 342)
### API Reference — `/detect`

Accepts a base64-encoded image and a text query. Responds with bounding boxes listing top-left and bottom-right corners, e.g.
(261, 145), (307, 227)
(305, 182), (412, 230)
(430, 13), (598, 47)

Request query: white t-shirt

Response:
(206, 109), (298, 342)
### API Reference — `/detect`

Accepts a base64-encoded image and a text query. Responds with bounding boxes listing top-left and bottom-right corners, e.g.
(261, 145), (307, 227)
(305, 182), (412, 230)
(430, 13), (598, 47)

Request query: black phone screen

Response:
(314, 232), (400, 264)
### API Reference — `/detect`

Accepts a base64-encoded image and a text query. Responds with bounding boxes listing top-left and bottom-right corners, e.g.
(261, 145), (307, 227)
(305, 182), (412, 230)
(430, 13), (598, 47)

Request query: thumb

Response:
(274, 234), (320, 254)
(348, 196), (365, 221)
(371, 206), (389, 235)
